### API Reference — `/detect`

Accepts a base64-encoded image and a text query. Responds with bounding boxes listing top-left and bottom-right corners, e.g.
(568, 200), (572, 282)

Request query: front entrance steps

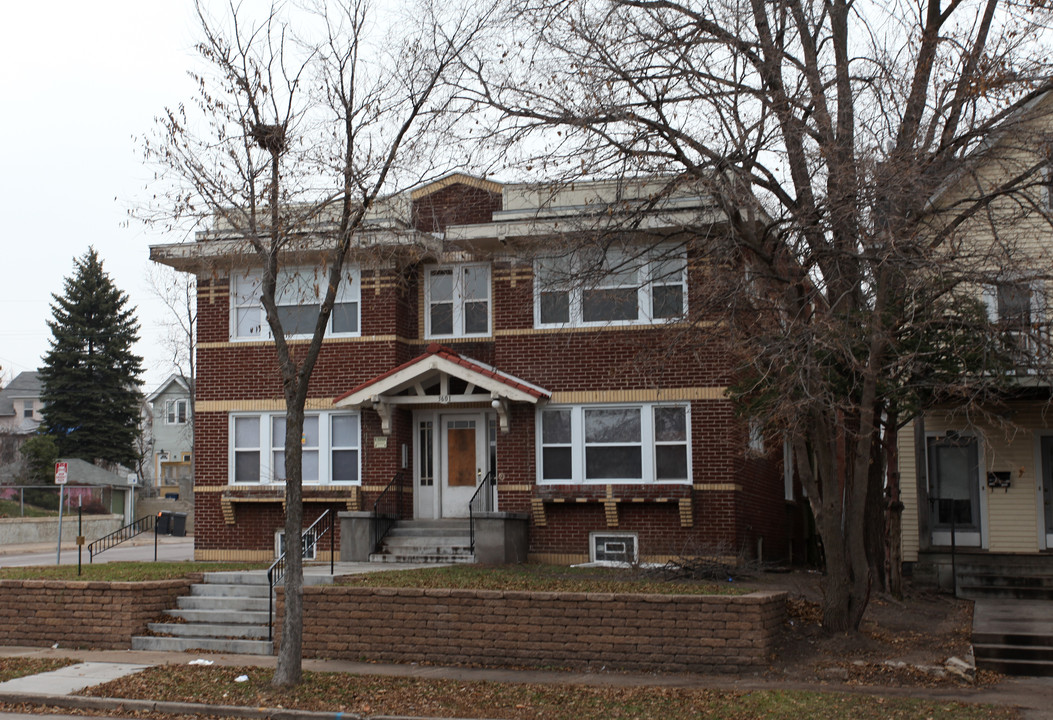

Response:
(973, 599), (1053, 677)
(369, 519), (475, 564)
(131, 570), (334, 655)
(956, 557), (1053, 601)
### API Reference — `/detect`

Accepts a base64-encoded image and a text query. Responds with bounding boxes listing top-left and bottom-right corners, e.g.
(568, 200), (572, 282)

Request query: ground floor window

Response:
(230, 411), (360, 485)
(538, 403), (690, 484)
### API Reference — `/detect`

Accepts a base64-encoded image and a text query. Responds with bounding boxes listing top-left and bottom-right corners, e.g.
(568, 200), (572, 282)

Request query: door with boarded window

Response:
(440, 414), (486, 517)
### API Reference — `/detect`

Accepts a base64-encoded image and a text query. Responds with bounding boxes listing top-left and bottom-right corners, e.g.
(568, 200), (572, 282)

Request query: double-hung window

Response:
(425, 264), (490, 338)
(229, 411), (360, 484)
(230, 266), (360, 340)
(985, 279), (1046, 366)
(535, 247), (686, 327)
(538, 404), (690, 484)
(166, 398), (188, 425)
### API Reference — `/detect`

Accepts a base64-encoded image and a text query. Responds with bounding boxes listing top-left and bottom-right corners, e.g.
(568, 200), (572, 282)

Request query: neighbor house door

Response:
(1039, 437), (1053, 549)
(926, 434), (984, 547)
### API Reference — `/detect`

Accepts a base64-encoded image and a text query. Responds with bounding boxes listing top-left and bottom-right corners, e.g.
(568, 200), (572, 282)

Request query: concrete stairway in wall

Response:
(131, 570), (333, 655)
(972, 599), (1053, 677)
(369, 519), (475, 564)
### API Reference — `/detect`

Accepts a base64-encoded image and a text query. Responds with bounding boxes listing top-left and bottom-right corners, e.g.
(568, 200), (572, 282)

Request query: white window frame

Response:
(165, 398), (189, 425)
(230, 266), (360, 341)
(228, 410), (361, 485)
(534, 248), (687, 328)
(424, 263), (491, 339)
(536, 403), (691, 485)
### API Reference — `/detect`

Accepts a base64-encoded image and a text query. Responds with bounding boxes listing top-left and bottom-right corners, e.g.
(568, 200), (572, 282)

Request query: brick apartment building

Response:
(151, 174), (802, 564)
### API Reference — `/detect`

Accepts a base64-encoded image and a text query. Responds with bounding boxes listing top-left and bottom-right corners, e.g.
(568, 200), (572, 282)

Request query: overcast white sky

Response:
(0, 1), (203, 392)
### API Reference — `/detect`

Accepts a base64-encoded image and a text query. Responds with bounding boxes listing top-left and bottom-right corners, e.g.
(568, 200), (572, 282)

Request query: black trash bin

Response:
(170, 512), (188, 538)
(156, 511), (171, 535)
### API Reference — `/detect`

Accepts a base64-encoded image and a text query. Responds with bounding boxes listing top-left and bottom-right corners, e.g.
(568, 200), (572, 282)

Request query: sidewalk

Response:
(1, 645), (1052, 720)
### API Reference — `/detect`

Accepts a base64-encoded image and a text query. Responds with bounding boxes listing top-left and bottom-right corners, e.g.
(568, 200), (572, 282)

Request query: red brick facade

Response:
(178, 175), (802, 563)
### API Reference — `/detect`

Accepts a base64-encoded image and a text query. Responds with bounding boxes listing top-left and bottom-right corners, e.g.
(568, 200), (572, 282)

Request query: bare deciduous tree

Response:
(145, 0), (489, 686)
(463, 0), (1053, 631)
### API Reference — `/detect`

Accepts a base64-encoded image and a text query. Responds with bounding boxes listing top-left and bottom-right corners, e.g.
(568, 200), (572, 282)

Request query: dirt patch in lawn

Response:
(740, 569), (990, 688)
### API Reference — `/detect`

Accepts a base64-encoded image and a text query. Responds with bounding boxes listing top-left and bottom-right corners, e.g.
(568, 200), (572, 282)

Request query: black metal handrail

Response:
(88, 514), (157, 563)
(267, 509), (335, 642)
(468, 469), (496, 552)
(372, 471), (407, 554)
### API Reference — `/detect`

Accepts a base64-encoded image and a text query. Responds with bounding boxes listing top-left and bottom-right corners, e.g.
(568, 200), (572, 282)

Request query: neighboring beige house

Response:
(0, 371), (43, 433)
(900, 90), (1053, 584)
(144, 374), (193, 490)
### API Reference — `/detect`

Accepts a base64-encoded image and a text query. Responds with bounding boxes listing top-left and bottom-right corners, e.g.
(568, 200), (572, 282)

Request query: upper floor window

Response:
(534, 248), (686, 327)
(231, 266), (360, 341)
(22, 401), (34, 419)
(538, 403), (690, 484)
(985, 279), (1046, 367)
(166, 398), (189, 425)
(230, 410), (360, 485)
(425, 264), (490, 338)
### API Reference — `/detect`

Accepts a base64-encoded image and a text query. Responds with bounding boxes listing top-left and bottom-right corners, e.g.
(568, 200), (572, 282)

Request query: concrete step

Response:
(395, 520), (471, 530)
(190, 583), (271, 598)
(973, 657), (1053, 677)
(176, 595), (270, 612)
(383, 535), (472, 548)
(960, 585), (1053, 601)
(201, 571), (270, 585)
(368, 551), (475, 564)
(147, 622), (271, 640)
(959, 573), (1053, 588)
(974, 642), (1053, 662)
(164, 608), (270, 625)
(131, 635), (273, 655)
(386, 528), (472, 540)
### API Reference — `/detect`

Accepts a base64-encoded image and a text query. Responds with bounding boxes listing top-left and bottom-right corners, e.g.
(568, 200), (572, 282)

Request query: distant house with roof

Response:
(143, 374), (194, 489)
(0, 371), (43, 434)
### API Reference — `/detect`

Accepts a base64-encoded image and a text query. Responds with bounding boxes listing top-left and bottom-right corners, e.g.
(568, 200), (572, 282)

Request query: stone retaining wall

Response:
(279, 586), (786, 673)
(0, 578), (195, 649)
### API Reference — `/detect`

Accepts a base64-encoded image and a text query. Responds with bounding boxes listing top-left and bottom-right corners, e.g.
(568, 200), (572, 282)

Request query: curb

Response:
(0, 692), (493, 720)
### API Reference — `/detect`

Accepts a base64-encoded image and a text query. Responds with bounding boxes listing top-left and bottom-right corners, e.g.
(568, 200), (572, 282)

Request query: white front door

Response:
(440, 414), (487, 518)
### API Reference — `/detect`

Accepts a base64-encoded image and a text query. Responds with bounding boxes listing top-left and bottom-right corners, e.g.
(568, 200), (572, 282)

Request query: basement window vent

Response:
(590, 533), (638, 564)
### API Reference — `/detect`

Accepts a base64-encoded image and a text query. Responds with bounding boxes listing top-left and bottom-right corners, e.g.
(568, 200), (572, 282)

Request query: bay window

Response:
(538, 404), (690, 484)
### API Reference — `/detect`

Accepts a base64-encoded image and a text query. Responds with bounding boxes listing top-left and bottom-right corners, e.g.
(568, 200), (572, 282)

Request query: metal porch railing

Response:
(88, 513), (158, 563)
(267, 509), (335, 642)
(468, 469), (496, 552)
(372, 471), (407, 554)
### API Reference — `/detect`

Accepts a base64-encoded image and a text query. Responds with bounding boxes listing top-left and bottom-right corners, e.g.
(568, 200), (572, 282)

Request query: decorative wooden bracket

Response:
(372, 396), (392, 435)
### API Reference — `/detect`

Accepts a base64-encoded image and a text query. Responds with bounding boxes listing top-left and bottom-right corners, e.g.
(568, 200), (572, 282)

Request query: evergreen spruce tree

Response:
(40, 248), (144, 466)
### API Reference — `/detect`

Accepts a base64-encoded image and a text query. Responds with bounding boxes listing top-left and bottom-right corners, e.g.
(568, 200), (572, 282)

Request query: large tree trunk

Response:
(886, 414), (904, 598)
(273, 401), (306, 687)
(865, 428), (887, 593)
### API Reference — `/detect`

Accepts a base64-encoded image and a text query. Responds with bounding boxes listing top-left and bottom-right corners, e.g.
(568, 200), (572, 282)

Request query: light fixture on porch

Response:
(491, 395), (511, 434)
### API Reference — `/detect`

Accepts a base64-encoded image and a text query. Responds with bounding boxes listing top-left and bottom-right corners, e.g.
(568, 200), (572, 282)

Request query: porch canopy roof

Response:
(333, 343), (549, 434)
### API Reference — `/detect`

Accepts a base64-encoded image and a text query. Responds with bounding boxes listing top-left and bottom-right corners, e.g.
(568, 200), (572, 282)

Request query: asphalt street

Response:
(0, 536), (194, 567)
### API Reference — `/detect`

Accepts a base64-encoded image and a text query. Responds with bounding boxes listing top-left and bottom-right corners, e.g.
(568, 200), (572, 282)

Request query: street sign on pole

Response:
(55, 462), (68, 485)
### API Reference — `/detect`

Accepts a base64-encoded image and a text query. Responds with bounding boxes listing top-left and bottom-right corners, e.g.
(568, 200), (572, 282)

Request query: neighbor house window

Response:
(534, 247), (686, 327)
(538, 404), (690, 484)
(230, 266), (360, 340)
(166, 398), (188, 425)
(229, 411), (359, 484)
(425, 264), (490, 338)
(22, 402), (34, 419)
